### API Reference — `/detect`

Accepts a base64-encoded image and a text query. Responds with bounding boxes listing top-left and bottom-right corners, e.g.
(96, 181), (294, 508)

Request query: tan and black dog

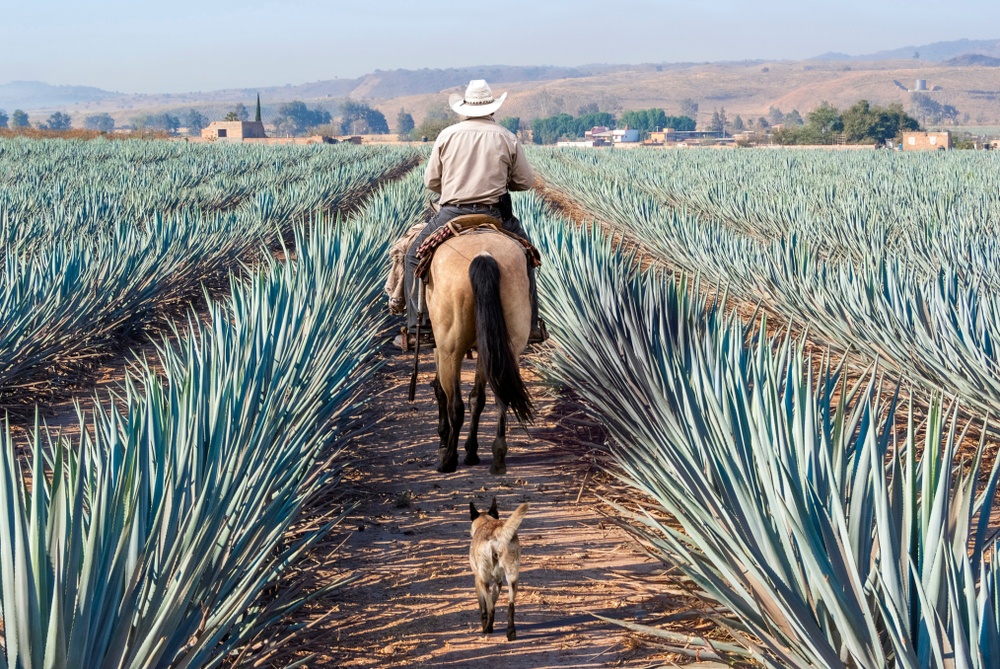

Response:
(469, 497), (528, 640)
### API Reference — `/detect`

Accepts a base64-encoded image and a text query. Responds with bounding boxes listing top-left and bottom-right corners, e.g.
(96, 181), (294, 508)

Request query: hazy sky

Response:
(4, 0), (999, 93)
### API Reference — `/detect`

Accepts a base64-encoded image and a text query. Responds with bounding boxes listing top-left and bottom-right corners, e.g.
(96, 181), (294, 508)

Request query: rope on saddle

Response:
(414, 214), (542, 280)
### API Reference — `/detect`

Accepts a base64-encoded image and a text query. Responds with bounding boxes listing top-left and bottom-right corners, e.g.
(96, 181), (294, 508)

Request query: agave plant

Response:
(521, 193), (1000, 668)
(530, 147), (1000, 447)
(0, 166), (431, 668)
(0, 138), (421, 409)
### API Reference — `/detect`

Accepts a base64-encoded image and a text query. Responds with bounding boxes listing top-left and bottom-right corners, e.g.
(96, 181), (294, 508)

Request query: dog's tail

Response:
(496, 503), (529, 546)
(469, 253), (533, 423)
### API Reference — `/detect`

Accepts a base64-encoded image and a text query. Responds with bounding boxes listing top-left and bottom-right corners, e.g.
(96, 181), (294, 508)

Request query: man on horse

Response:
(396, 79), (544, 350)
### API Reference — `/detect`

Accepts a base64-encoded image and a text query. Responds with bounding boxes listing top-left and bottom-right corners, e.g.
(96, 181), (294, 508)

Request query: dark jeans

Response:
(403, 204), (538, 331)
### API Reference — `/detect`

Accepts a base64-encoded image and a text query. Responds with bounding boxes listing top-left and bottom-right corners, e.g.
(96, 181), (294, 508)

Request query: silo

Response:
(915, 79), (928, 91)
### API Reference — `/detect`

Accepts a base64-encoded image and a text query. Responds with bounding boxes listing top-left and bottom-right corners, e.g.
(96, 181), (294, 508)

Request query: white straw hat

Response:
(449, 79), (508, 117)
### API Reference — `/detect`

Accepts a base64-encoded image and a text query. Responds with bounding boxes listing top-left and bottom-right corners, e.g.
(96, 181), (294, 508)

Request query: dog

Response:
(469, 497), (528, 640)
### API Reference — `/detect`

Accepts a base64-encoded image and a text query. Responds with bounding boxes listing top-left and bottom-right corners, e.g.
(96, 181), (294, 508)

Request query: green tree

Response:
(0, 109), (7, 128)
(232, 103), (249, 121)
(577, 102), (599, 116)
(42, 111), (72, 130)
(273, 101), (331, 136)
(11, 110), (29, 129)
(784, 109), (804, 125)
(132, 113), (180, 133)
(767, 106), (785, 125)
(842, 100), (920, 144)
(83, 113), (115, 132)
(183, 109), (207, 135)
(499, 117), (521, 135)
(732, 115), (745, 132)
(255, 94), (262, 123)
(412, 110), (458, 142)
(396, 109), (415, 137)
(807, 102), (843, 136)
(757, 117), (769, 129)
(339, 100), (388, 135)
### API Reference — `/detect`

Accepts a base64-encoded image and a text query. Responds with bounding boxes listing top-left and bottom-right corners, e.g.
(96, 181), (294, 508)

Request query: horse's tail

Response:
(469, 253), (533, 423)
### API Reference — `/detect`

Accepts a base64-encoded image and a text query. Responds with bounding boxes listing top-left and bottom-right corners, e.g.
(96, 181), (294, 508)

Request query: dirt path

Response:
(276, 339), (682, 668)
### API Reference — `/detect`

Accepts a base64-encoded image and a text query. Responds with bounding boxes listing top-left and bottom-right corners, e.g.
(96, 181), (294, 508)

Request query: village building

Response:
(901, 130), (952, 151)
(201, 120), (267, 141)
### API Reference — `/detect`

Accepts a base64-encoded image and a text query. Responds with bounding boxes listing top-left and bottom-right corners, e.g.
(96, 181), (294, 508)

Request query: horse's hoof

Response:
(507, 628), (516, 641)
(437, 461), (458, 473)
(489, 464), (507, 476)
(465, 452), (480, 466)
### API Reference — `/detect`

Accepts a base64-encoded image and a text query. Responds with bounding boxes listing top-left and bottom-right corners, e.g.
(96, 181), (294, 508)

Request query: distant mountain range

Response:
(0, 65), (625, 113)
(0, 81), (121, 111)
(814, 37), (1000, 61)
(3, 38), (1000, 127)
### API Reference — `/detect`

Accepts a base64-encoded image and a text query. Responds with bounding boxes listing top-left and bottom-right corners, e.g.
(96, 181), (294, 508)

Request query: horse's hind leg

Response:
(436, 356), (463, 473)
(490, 401), (509, 476)
(464, 367), (486, 466)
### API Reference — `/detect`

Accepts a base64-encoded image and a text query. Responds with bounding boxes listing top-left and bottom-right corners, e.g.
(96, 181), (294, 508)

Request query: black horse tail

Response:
(469, 254), (533, 423)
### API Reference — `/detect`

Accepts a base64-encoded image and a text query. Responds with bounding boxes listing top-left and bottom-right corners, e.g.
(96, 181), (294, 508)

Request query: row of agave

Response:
(519, 191), (1000, 668)
(0, 139), (420, 246)
(0, 139), (420, 408)
(530, 148), (1000, 434)
(535, 148), (1000, 283)
(0, 167), (431, 668)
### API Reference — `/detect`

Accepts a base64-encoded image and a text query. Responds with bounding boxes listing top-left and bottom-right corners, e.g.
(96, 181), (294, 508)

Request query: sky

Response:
(3, 0), (999, 94)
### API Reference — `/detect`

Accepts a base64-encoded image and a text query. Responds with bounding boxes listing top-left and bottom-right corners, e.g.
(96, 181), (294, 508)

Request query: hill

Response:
(0, 81), (120, 110)
(6, 43), (1000, 128)
(815, 38), (1000, 61)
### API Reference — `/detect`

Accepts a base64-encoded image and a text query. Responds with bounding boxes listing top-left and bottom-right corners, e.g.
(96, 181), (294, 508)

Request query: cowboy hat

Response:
(449, 79), (508, 117)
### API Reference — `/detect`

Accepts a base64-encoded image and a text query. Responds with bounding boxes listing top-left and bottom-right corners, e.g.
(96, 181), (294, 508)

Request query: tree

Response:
(577, 102), (599, 116)
(757, 117), (769, 129)
(396, 109), (415, 137)
(709, 108), (727, 134)
(83, 113), (115, 132)
(0, 109), (7, 128)
(910, 93), (960, 125)
(183, 109), (207, 136)
(132, 113), (180, 133)
(679, 98), (699, 121)
(784, 109), (804, 126)
(11, 110), (29, 129)
(412, 110), (458, 142)
(273, 101), (331, 136)
(807, 102), (842, 136)
(232, 103), (249, 121)
(840, 101), (918, 144)
(224, 111), (240, 121)
(499, 117), (520, 135)
(255, 94), (262, 123)
(732, 115), (745, 132)
(42, 111), (72, 130)
(339, 100), (388, 135)
(767, 106), (785, 125)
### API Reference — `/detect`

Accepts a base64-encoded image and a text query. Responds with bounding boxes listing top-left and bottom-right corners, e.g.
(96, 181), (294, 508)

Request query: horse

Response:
(424, 228), (534, 475)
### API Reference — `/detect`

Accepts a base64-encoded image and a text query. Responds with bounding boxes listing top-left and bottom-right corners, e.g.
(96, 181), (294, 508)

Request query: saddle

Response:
(414, 214), (541, 281)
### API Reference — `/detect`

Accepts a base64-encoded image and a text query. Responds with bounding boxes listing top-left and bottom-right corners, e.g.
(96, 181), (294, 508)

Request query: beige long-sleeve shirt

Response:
(424, 117), (534, 206)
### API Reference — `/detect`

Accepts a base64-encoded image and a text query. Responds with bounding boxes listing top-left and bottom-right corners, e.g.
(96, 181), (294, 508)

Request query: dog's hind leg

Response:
(475, 578), (491, 634)
(506, 579), (518, 641)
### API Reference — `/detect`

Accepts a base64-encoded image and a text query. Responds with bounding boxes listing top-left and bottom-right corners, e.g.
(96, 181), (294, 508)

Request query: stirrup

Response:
(396, 327), (435, 351)
(528, 320), (548, 344)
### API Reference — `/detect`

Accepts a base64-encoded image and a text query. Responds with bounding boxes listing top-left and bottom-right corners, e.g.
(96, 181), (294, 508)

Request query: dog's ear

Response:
(470, 501), (479, 521)
(488, 497), (499, 519)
